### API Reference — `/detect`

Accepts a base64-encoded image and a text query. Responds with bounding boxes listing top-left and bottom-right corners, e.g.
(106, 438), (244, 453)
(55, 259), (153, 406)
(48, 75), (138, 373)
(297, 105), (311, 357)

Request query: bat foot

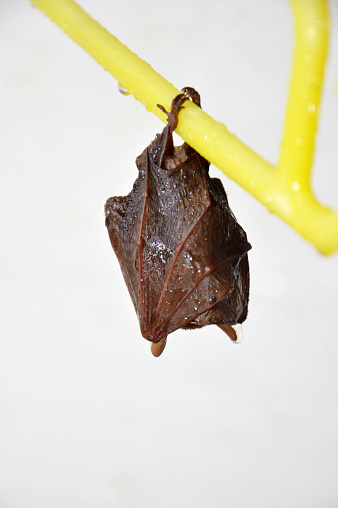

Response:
(157, 94), (187, 133)
(151, 337), (167, 357)
(217, 323), (243, 344)
(157, 87), (201, 136)
(181, 87), (201, 107)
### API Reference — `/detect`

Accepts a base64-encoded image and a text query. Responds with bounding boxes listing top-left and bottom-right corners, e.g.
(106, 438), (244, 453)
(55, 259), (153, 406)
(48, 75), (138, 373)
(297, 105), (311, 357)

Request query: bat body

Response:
(105, 88), (251, 356)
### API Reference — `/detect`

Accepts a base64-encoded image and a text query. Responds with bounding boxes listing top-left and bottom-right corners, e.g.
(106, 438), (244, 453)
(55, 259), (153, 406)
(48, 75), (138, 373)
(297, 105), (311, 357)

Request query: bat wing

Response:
(106, 144), (250, 343)
(105, 160), (147, 314)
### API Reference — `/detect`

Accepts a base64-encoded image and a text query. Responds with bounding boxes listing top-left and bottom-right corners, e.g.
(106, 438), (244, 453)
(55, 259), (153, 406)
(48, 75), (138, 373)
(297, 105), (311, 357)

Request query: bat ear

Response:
(217, 323), (243, 343)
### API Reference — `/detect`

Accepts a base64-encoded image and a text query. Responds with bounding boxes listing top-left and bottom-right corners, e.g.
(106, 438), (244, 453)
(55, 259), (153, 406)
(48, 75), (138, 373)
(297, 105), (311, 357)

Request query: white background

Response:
(1, 1), (338, 507)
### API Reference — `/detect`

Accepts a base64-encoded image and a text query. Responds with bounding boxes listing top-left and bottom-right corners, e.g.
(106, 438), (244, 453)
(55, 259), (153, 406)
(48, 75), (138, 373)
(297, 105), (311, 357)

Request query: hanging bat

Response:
(105, 87), (251, 357)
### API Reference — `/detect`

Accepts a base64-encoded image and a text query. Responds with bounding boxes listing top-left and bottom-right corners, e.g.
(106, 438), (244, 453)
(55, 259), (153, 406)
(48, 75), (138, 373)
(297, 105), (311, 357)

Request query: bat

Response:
(105, 87), (251, 357)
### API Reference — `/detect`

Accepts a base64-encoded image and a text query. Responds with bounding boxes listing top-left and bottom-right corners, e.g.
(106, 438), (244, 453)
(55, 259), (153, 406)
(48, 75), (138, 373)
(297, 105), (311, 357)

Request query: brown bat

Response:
(105, 87), (251, 357)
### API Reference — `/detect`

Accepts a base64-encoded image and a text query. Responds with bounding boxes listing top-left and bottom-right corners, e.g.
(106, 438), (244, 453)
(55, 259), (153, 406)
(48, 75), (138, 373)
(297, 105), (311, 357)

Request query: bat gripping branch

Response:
(31, 0), (337, 255)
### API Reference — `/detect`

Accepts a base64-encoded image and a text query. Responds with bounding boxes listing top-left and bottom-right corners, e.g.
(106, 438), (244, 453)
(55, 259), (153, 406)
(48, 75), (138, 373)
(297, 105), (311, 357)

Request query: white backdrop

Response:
(1, 1), (338, 507)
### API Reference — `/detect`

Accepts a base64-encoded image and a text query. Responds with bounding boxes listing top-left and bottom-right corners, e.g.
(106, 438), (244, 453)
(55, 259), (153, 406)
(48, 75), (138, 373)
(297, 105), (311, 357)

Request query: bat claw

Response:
(151, 337), (167, 357)
(217, 323), (243, 344)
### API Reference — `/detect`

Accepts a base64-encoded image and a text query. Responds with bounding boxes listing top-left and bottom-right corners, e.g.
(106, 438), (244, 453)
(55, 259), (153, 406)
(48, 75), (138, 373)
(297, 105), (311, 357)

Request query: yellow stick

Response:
(279, 0), (329, 189)
(31, 0), (338, 255)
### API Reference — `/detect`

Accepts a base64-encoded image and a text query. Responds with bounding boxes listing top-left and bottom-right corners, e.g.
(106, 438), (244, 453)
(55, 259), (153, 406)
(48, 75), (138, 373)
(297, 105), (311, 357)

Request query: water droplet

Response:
(308, 20), (321, 37)
(306, 75), (315, 84)
(231, 324), (243, 343)
(266, 195), (272, 202)
(118, 84), (131, 96)
(217, 323), (243, 343)
(303, 54), (312, 63)
(307, 103), (316, 114)
(295, 138), (303, 146)
(291, 182), (300, 191)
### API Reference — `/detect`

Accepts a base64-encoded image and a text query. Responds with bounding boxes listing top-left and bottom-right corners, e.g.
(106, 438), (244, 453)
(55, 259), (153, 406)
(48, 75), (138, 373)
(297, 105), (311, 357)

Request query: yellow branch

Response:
(279, 0), (329, 188)
(31, 0), (338, 255)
